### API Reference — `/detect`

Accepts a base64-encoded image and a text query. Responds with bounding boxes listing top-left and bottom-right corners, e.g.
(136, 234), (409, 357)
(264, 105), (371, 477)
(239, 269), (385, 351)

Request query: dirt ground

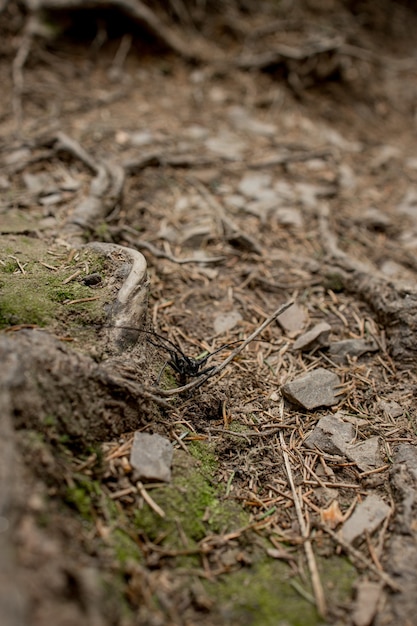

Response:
(2, 1), (417, 625)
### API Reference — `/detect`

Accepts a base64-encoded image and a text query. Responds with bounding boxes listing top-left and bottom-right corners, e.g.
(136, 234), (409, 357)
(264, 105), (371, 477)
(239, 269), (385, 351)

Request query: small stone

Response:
(82, 273), (102, 286)
(328, 339), (378, 363)
(341, 494), (390, 543)
(378, 400), (403, 419)
(183, 125), (209, 140)
(379, 260), (409, 278)
(361, 207), (392, 230)
(277, 303), (308, 336)
(130, 130), (155, 146)
(293, 322), (331, 351)
(0, 175), (10, 189)
(228, 106), (277, 136)
(205, 133), (246, 160)
(225, 195), (247, 211)
(346, 437), (382, 472)
(352, 580), (382, 626)
(213, 310), (242, 335)
(227, 232), (262, 255)
(275, 208), (303, 228)
(130, 432), (173, 483)
(39, 193), (63, 206)
(238, 172), (273, 199)
(304, 414), (354, 455)
(282, 368), (341, 410)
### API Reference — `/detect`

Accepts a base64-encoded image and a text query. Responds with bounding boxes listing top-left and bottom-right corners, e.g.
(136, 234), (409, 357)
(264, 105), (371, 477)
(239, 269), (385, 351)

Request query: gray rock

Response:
(213, 310), (242, 335)
(275, 207), (303, 228)
(352, 580), (382, 626)
(361, 207), (392, 230)
(304, 414), (382, 470)
(281, 368), (341, 410)
(328, 338), (378, 363)
(130, 432), (173, 483)
(205, 133), (246, 159)
(277, 303), (308, 336)
(378, 400), (403, 419)
(228, 106), (277, 136)
(341, 494), (390, 543)
(293, 322), (331, 351)
(304, 414), (354, 455)
(238, 172), (273, 199)
(346, 437), (382, 472)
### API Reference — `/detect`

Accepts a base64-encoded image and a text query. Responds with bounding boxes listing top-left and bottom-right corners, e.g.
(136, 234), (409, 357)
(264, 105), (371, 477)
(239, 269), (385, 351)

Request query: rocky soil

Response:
(2, 1), (417, 625)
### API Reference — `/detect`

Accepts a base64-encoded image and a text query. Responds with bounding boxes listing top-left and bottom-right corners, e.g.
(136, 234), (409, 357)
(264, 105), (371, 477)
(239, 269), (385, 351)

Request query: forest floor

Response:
(2, 2), (417, 625)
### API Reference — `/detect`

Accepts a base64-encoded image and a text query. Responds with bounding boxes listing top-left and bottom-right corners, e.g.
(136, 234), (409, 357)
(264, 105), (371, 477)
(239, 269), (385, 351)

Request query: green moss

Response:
(64, 475), (102, 521)
(134, 449), (249, 547)
(112, 528), (143, 566)
(324, 273), (345, 293)
(188, 440), (218, 478)
(201, 551), (355, 626)
(0, 237), (106, 329)
(42, 414), (57, 428)
(205, 559), (320, 626)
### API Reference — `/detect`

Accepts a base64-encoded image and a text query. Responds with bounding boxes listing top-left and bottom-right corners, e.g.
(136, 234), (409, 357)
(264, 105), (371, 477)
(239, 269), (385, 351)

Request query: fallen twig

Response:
(318, 522), (400, 592)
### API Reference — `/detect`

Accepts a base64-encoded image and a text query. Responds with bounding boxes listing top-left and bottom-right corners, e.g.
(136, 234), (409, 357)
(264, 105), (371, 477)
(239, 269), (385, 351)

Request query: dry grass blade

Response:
(279, 431), (327, 618)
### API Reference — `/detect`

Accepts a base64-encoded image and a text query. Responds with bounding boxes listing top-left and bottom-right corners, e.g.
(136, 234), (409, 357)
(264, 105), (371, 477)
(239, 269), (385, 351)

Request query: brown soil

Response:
(2, 1), (417, 625)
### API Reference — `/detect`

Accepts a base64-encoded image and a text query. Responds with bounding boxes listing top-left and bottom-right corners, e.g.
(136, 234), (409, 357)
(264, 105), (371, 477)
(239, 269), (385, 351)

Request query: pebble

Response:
(292, 322), (331, 351)
(304, 414), (354, 455)
(277, 303), (308, 336)
(238, 172), (273, 199)
(281, 367), (341, 410)
(304, 413), (382, 470)
(378, 400), (403, 419)
(130, 432), (173, 483)
(341, 494), (390, 543)
(328, 338), (378, 363)
(213, 310), (242, 335)
(346, 437), (382, 472)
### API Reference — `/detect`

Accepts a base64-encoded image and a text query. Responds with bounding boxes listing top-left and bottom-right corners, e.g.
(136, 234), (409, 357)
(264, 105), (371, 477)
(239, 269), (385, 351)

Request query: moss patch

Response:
(0, 235), (107, 330)
(134, 447), (249, 546)
(204, 554), (355, 626)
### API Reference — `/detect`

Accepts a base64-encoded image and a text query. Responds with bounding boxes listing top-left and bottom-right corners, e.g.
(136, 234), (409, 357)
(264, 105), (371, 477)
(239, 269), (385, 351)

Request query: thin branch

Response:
(317, 522), (400, 592)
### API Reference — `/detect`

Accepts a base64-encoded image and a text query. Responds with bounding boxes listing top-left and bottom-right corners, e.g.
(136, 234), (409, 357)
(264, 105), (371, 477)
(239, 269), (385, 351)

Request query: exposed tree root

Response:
(0, 329), (166, 446)
(319, 205), (417, 367)
(24, 0), (221, 61)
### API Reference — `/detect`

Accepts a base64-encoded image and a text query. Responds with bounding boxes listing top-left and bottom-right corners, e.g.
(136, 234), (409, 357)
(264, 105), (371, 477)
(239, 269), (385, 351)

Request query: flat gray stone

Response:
(277, 303), (308, 336)
(378, 400), (403, 419)
(213, 310), (242, 334)
(275, 207), (303, 228)
(352, 580), (382, 626)
(305, 414), (382, 470)
(237, 172), (273, 199)
(130, 432), (173, 483)
(293, 322), (331, 351)
(282, 367), (341, 410)
(341, 494), (390, 544)
(346, 437), (382, 472)
(328, 338), (378, 363)
(304, 414), (354, 455)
